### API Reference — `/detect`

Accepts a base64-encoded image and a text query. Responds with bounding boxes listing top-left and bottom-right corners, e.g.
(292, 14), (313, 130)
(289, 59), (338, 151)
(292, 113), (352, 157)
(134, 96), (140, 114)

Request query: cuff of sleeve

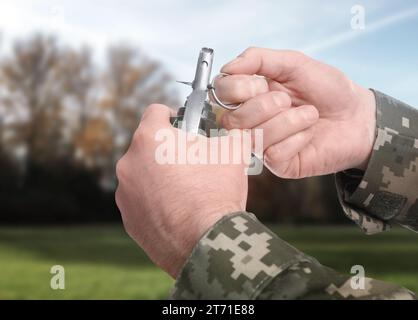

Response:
(171, 211), (313, 299)
(335, 171), (391, 234)
(335, 90), (418, 233)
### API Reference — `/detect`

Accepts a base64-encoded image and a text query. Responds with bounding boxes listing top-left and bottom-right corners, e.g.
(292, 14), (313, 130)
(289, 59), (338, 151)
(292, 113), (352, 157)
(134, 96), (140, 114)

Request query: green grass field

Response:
(0, 224), (417, 299)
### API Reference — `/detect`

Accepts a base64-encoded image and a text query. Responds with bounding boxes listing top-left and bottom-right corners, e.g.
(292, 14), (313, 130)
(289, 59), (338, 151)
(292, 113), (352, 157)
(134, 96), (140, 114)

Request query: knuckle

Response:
(272, 91), (291, 108)
(222, 113), (233, 129)
(133, 125), (153, 145)
(224, 112), (240, 129)
(140, 103), (164, 122)
(133, 120), (148, 138)
(264, 145), (282, 164)
(114, 186), (122, 207)
(145, 103), (162, 114)
(242, 46), (260, 56)
(284, 50), (308, 61)
(283, 110), (299, 127)
(334, 69), (350, 86)
(231, 79), (249, 101)
(264, 152), (299, 179)
(303, 106), (319, 122)
(256, 97), (270, 115)
(114, 186), (119, 200)
(133, 128), (142, 141)
(214, 76), (225, 91)
(132, 131), (144, 148)
(115, 157), (127, 179)
(281, 162), (301, 179)
(141, 104), (154, 119)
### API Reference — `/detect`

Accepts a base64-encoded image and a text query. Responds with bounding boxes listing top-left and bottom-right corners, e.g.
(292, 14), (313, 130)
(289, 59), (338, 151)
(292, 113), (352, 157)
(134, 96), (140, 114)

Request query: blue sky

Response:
(0, 0), (417, 106)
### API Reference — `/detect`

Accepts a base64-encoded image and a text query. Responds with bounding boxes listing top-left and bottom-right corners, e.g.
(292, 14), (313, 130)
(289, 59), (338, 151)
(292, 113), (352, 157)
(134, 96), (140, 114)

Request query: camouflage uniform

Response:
(172, 91), (417, 300)
(337, 90), (418, 234)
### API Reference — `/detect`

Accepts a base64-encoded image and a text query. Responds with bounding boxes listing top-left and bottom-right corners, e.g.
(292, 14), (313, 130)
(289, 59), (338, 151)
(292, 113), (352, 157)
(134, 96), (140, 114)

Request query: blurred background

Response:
(0, 0), (418, 299)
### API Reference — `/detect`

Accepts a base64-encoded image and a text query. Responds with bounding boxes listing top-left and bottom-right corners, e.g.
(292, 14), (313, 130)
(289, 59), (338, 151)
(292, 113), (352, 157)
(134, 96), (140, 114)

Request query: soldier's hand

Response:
(216, 47), (376, 178)
(115, 104), (251, 278)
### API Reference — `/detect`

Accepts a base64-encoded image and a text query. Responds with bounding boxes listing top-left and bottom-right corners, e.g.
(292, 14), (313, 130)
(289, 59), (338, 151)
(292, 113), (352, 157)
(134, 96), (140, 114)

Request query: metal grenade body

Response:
(170, 101), (217, 137)
(171, 48), (218, 137)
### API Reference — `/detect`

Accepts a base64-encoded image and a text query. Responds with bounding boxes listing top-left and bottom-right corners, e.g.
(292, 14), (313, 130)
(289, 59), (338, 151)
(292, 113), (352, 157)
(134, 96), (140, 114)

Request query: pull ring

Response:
(208, 73), (242, 110)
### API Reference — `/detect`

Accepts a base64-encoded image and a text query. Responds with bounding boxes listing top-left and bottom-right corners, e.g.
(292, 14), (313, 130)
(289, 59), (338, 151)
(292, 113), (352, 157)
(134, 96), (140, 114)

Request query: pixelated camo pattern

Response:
(172, 212), (416, 300)
(336, 90), (418, 234)
(172, 212), (311, 299)
(258, 260), (415, 300)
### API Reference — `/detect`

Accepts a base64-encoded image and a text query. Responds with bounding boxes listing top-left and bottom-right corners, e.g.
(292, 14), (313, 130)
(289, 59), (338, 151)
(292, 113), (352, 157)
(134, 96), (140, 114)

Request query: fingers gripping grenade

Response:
(170, 48), (218, 137)
(170, 48), (263, 175)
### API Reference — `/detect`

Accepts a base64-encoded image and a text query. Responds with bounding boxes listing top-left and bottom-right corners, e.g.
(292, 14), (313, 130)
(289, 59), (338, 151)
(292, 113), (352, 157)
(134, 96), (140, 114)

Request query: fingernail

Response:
(222, 56), (243, 70)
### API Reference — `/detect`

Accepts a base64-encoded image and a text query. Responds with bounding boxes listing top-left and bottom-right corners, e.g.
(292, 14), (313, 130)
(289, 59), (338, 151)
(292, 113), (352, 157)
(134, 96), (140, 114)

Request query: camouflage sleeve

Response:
(336, 90), (418, 234)
(171, 212), (415, 300)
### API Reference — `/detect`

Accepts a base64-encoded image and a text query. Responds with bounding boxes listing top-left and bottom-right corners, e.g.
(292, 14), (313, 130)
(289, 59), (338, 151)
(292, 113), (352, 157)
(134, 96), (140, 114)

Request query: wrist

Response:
(354, 87), (377, 171)
(171, 204), (245, 278)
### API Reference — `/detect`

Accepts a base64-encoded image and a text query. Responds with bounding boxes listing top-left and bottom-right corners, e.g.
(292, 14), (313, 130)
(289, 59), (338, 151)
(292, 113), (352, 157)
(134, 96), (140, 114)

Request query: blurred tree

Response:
(1, 35), (61, 165)
(0, 35), (178, 184)
(74, 45), (178, 188)
(0, 34), (179, 223)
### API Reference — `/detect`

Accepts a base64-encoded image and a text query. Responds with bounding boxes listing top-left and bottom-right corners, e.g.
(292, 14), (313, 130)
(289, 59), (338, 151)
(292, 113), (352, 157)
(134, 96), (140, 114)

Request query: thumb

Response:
(221, 47), (308, 81)
(140, 103), (174, 130)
